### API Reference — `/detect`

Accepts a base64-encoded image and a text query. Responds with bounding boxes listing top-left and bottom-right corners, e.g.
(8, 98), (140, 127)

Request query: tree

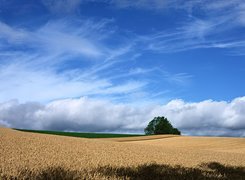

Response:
(144, 116), (181, 135)
(172, 128), (181, 135)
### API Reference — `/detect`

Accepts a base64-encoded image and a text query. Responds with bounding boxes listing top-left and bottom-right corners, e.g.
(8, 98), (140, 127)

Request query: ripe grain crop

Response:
(0, 127), (245, 179)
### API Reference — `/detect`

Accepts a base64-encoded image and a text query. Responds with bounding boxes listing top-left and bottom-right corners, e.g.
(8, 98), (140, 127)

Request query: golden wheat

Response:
(0, 127), (245, 179)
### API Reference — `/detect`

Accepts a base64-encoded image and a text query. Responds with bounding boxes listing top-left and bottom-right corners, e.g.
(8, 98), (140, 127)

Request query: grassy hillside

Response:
(14, 128), (144, 138)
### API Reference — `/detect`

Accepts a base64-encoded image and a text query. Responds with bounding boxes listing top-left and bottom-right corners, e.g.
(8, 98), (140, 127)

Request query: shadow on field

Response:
(1, 162), (245, 180)
(96, 162), (245, 180)
(0, 166), (82, 180)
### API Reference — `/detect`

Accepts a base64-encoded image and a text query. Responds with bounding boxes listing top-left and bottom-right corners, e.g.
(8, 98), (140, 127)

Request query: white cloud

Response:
(159, 97), (245, 136)
(0, 97), (150, 132)
(0, 96), (245, 136)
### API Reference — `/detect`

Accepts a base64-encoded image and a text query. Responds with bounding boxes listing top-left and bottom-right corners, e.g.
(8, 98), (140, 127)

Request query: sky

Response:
(0, 0), (245, 136)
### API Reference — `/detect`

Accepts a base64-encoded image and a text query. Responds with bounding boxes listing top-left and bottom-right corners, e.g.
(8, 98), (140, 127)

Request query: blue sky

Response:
(0, 0), (245, 136)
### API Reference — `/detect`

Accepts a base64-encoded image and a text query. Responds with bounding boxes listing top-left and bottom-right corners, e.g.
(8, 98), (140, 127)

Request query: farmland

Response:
(1, 127), (245, 179)
(15, 128), (144, 138)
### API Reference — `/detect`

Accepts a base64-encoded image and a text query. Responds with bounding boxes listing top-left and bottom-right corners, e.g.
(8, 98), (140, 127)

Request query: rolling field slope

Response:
(15, 129), (144, 138)
(0, 127), (245, 179)
(98, 134), (178, 142)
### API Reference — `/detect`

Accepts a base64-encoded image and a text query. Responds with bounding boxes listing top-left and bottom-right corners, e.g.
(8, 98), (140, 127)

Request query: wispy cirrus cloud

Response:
(0, 18), (146, 102)
(2, 0), (242, 105)
(41, 0), (82, 14)
(110, 0), (244, 16)
(107, 0), (245, 54)
(137, 15), (245, 53)
(0, 51), (149, 103)
(110, 0), (171, 10)
(2, 0), (245, 55)
(0, 19), (109, 58)
(0, 21), (27, 44)
(0, 16), (193, 103)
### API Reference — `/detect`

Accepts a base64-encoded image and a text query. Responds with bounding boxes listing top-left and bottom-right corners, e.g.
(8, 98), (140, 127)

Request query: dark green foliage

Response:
(144, 116), (181, 135)
(172, 128), (181, 135)
(14, 129), (144, 138)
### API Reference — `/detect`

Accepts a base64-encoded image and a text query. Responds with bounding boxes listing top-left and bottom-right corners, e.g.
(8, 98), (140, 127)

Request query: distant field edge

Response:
(13, 128), (145, 138)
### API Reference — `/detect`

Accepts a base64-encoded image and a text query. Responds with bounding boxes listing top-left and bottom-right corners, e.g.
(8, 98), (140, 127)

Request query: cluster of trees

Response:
(144, 116), (181, 135)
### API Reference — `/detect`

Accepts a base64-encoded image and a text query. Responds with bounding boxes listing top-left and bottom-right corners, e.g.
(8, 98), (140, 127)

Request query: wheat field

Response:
(0, 127), (245, 179)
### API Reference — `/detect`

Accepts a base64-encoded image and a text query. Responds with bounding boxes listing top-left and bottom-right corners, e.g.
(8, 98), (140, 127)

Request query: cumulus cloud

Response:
(0, 96), (245, 137)
(0, 97), (150, 133)
(160, 98), (245, 136)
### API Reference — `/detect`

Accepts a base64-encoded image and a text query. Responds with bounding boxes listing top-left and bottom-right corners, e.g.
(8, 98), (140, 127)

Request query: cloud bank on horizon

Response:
(0, 96), (245, 137)
(0, 0), (245, 136)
